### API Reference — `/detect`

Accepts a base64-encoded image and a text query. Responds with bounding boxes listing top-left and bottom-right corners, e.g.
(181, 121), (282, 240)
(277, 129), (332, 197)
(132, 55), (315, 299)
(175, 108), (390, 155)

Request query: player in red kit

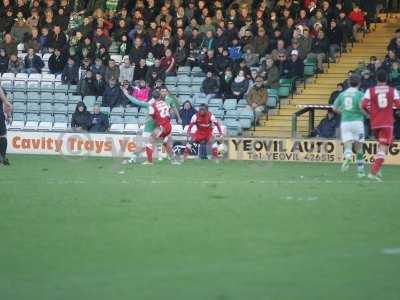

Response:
(185, 104), (223, 160)
(145, 90), (178, 165)
(360, 70), (400, 181)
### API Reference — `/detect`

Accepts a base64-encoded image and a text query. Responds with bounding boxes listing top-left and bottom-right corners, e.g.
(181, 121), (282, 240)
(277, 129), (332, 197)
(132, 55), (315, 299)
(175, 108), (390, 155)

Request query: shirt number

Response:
(377, 93), (388, 108)
(344, 97), (353, 111)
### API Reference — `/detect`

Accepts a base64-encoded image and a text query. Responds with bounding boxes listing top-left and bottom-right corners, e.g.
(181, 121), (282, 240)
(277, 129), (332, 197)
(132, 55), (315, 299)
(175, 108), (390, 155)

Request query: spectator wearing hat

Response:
(250, 27), (269, 57)
(246, 75), (267, 124)
(271, 39), (287, 62)
(287, 50), (304, 79)
(71, 102), (91, 132)
(48, 48), (67, 75)
(287, 38), (306, 61)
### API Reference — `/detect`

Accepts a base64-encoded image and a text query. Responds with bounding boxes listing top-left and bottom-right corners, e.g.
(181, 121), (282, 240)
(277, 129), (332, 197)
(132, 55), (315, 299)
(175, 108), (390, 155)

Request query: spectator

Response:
(246, 76), (267, 123)
(89, 105), (110, 132)
(312, 110), (338, 138)
(62, 57), (79, 85)
(79, 70), (95, 96)
(308, 30), (329, 73)
(23, 47), (44, 74)
(10, 13), (31, 43)
(360, 70), (376, 92)
(197, 71), (220, 100)
(160, 48), (176, 76)
(0, 33), (17, 57)
(93, 73), (106, 97)
(133, 59), (148, 81)
(71, 102), (91, 131)
(243, 46), (259, 67)
(179, 101), (197, 127)
(348, 5), (365, 42)
(228, 38), (243, 61)
(329, 83), (344, 105)
(0, 49), (9, 73)
(220, 67), (234, 98)
(48, 25), (67, 51)
(261, 56), (280, 89)
(119, 56), (135, 83)
(104, 59), (120, 83)
(132, 79), (151, 102)
(91, 58), (106, 77)
(175, 39), (189, 67)
(327, 19), (343, 62)
(7, 54), (23, 74)
(102, 78), (122, 108)
(287, 50), (304, 79)
(394, 110), (400, 139)
(251, 27), (269, 57)
(389, 62), (400, 86)
(48, 48), (67, 75)
(230, 69), (249, 99)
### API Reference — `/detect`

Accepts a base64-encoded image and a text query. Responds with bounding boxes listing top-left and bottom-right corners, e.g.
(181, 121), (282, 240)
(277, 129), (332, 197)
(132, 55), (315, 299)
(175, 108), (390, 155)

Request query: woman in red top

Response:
(160, 48), (176, 76)
(348, 5), (365, 41)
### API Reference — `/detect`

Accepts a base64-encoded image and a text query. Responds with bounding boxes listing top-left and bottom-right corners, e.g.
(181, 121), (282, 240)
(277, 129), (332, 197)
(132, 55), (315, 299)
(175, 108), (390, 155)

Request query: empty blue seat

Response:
(13, 92), (27, 101)
(237, 99), (247, 108)
(177, 85), (192, 96)
(83, 96), (96, 107)
(40, 103), (53, 112)
(26, 113), (40, 122)
(124, 107), (138, 116)
(111, 106), (125, 115)
(239, 109), (254, 120)
(12, 112), (26, 121)
(54, 93), (68, 103)
(27, 92), (40, 102)
(53, 103), (67, 114)
(13, 102), (26, 112)
(110, 115), (124, 124)
(40, 92), (54, 102)
(239, 118), (252, 129)
(223, 99), (237, 111)
(68, 95), (82, 104)
(177, 75), (191, 85)
(101, 107), (111, 114)
(27, 102), (40, 112)
(165, 76), (177, 86)
(40, 81), (54, 93)
(209, 98), (223, 108)
(225, 110), (238, 120)
(124, 115), (137, 124)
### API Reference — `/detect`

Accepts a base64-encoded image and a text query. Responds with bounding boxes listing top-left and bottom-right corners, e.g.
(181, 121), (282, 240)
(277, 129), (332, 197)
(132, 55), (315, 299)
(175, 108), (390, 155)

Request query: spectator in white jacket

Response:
(119, 56), (134, 83)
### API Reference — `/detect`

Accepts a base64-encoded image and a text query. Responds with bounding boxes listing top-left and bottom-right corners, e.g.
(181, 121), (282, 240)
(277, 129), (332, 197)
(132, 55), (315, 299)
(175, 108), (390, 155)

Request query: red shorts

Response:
(156, 122), (172, 139)
(372, 127), (393, 145)
(192, 129), (213, 143)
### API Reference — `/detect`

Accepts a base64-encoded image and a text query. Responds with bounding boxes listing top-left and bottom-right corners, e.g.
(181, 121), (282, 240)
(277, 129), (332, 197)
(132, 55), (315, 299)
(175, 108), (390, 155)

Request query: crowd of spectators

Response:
(0, 0), (385, 132)
(313, 28), (400, 139)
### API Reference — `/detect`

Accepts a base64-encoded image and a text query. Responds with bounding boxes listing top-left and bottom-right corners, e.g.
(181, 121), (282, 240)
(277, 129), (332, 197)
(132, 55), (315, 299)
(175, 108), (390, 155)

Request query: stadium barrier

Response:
(228, 138), (400, 165)
(7, 131), (400, 165)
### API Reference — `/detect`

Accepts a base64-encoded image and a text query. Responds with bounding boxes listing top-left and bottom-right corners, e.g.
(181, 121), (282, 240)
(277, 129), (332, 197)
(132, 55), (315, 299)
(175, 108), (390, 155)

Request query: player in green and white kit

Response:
(333, 75), (365, 177)
(121, 86), (181, 163)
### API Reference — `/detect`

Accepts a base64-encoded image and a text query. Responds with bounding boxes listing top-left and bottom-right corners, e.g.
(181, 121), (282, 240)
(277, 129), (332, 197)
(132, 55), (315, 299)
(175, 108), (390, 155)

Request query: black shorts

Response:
(0, 114), (6, 136)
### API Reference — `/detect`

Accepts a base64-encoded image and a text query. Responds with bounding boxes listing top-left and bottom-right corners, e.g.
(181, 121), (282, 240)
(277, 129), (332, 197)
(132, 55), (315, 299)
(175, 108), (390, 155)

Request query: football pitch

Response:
(1, 155), (400, 300)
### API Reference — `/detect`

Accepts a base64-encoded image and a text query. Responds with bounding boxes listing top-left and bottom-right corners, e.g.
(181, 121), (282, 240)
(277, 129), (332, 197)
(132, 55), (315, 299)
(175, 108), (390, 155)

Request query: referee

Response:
(0, 87), (12, 166)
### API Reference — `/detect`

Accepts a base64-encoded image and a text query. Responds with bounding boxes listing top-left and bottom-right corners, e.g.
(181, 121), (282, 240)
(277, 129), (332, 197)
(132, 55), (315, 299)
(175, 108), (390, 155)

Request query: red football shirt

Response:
(362, 85), (400, 129)
(149, 99), (171, 126)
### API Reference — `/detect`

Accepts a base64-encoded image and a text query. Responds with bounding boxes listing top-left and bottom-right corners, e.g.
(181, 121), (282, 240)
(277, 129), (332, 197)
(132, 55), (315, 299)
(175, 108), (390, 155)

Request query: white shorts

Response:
(341, 121), (365, 143)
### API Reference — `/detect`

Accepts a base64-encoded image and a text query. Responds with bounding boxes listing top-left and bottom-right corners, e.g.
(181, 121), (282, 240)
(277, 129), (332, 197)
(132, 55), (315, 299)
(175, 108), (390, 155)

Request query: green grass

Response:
(1, 155), (400, 300)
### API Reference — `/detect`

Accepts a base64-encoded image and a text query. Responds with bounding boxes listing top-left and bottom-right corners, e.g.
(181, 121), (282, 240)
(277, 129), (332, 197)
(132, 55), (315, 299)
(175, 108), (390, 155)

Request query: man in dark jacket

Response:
(89, 105), (109, 132)
(62, 57), (79, 85)
(93, 73), (106, 97)
(23, 47), (44, 74)
(102, 78), (122, 108)
(79, 70), (95, 96)
(287, 50), (304, 78)
(312, 110), (338, 138)
(48, 48), (67, 75)
(200, 71), (220, 98)
(71, 102), (91, 131)
(179, 101), (197, 127)
(0, 48), (9, 73)
(307, 30), (329, 73)
(129, 37), (147, 65)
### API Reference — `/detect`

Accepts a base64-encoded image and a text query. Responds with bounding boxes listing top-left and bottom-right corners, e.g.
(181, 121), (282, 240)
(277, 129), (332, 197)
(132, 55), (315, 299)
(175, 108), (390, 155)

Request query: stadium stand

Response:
(0, 0), (386, 136)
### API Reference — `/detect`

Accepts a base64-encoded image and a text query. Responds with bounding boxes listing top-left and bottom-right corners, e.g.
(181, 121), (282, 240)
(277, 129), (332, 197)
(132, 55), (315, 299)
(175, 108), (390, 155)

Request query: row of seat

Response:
(2, 81), (77, 93)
